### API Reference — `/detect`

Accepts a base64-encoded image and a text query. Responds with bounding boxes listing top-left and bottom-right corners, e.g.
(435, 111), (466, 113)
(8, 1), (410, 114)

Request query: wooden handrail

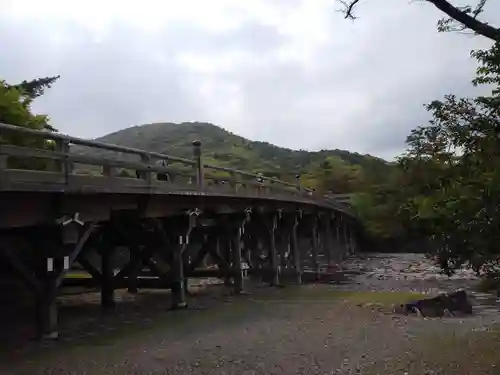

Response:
(0, 122), (349, 213)
(0, 122), (196, 165)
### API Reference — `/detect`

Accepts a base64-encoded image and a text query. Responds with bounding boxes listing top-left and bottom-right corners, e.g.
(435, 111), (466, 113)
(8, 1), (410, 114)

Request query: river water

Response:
(334, 253), (500, 315)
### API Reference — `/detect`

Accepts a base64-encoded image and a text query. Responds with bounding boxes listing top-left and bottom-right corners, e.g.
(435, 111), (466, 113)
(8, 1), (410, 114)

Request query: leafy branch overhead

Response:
(339, 0), (500, 42)
(1, 75), (60, 169)
(6, 75), (60, 100)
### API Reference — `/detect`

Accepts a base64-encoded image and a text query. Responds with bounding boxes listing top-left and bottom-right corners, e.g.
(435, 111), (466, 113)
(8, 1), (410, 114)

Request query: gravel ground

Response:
(2, 253), (500, 375)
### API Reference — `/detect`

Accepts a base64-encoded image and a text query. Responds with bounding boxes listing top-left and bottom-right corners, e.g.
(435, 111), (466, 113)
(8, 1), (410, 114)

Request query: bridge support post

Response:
(311, 216), (320, 281)
(332, 216), (343, 263)
(278, 232), (288, 271)
(276, 214), (296, 283)
(348, 221), (357, 255)
(231, 211), (251, 294)
(267, 212), (280, 286)
(342, 217), (351, 256)
(192, 140), (204, 188)
(100, 234), (116, 310)
(232, 225), (244, 294)
(291, 213), (302, 284)
(171, 238), (187, 309)
(241, 217), (259, 283)
(323, 215), (334, 267)
(171, 209), (199, 309)
(35, 262), (59, 340)
(126, 244), (140, 294)
(220, 236), (233, 287)
(0, 237), (60, 341)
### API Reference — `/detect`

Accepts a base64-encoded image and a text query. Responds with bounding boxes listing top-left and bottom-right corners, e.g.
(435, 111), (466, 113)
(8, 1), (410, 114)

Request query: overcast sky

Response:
(1, 0), (499, 160)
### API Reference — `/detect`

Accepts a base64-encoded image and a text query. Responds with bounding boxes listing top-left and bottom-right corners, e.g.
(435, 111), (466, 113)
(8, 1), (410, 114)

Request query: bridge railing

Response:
(0, 123), (323, 201)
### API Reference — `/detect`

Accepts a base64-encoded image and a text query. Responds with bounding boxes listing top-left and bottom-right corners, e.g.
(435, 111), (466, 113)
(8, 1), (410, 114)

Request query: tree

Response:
(4, 75), (60, 132)
(348, 42), (500, 277)
(7, 75), (60, 99)
(339, 0), (500, 42)
(0, 76), (60, 169)
(374, 42), (500, 274)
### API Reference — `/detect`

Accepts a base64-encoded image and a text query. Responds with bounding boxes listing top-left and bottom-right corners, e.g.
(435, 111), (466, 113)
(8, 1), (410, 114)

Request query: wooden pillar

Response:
(292, 215), (302, 284)
(192, 140), (204, 188)
(219, 235), (232, 286)
(268, 214), (279, 286)
(335, 221), (343, 262)
(127, 245), (140, 294)
(171, 234), (187, 309)
(100, 238), (115, 310)
(279, 232), (288, 270)
(36, 258), (59, 340)
(342, 217), (350, 255)
(324, 217), (334, 266)
(348, 219), (357, 254)
(232, 224), (244, 294)
(311, 218), (320, 280)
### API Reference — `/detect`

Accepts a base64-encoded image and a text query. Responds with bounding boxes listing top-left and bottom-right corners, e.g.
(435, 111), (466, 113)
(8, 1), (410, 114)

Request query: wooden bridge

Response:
(0, 122), (359, 340)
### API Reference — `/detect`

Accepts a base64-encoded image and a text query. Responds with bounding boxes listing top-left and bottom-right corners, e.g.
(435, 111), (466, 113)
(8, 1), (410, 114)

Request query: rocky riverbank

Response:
(2, 253), (500, 375)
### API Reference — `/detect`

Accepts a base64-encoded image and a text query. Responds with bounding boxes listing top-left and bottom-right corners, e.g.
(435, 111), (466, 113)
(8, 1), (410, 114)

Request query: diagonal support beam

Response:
(0, 242), (42, 296)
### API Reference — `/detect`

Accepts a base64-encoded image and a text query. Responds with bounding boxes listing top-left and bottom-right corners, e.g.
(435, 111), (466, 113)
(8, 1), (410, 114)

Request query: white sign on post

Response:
(47, 258), (54, 272)
(63, 256), (70, 270)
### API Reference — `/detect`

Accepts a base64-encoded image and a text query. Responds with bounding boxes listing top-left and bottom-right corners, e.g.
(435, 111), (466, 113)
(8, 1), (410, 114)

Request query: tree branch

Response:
(339, 0), (362, 19)
(428, 0), (500, 42)
(338, 0), (500, 42)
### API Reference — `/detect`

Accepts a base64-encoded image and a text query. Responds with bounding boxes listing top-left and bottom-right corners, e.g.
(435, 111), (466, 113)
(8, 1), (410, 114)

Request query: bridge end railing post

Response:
(295, 174), (302, 196)
(138, 154), (152, 184)
(55, 139), (73, 181)
(192, 140), (204, 188)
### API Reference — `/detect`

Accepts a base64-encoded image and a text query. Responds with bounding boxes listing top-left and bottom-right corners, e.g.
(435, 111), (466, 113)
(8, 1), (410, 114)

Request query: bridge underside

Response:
(0, 192), (358, 341)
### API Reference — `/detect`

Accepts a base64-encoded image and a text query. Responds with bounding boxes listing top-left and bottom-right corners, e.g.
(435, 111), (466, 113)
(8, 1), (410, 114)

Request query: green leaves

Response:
(349, 43), (500, 278)
(0, 77), (59, 169)
(6, 75), (60, 100)
(380, 43), (500, 275)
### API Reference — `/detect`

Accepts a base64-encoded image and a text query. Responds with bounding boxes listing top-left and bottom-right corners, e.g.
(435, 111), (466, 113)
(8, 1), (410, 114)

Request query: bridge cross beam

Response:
(97, 213), (168, 304)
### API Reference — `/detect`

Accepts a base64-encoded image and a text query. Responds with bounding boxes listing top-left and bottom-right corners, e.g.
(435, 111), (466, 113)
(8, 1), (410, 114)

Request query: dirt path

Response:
(2, 254), (500, 375)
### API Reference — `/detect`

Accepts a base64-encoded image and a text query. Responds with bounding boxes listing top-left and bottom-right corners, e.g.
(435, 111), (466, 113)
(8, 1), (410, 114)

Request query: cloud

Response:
(1, 0), (499, 160)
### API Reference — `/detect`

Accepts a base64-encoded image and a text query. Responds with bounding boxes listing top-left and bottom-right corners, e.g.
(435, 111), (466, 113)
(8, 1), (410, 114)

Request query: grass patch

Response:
(339, 290), (425, 306)
(365, 326), (500, 374)
(64, 271), (92, 279)
(476, 276), (500, 293)
(410, 325), (500, 373)
(247, 285), (425, 307)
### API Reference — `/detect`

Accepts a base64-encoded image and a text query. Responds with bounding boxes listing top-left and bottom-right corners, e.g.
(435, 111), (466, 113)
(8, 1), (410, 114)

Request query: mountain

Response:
(75, 122), (392, 192)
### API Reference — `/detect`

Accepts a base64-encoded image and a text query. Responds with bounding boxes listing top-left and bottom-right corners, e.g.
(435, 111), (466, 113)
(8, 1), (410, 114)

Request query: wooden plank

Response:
(0, 193), (52, 227)
(0, 175), (350, 214)
(0, 144), (64, 160)
(69, 154), (194, 176)
(0, 169), (66, 185)
(0, 122), (196, 166)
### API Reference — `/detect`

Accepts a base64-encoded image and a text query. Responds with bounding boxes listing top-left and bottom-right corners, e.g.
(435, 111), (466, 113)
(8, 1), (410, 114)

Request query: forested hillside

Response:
(86, 121), (392, 193)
